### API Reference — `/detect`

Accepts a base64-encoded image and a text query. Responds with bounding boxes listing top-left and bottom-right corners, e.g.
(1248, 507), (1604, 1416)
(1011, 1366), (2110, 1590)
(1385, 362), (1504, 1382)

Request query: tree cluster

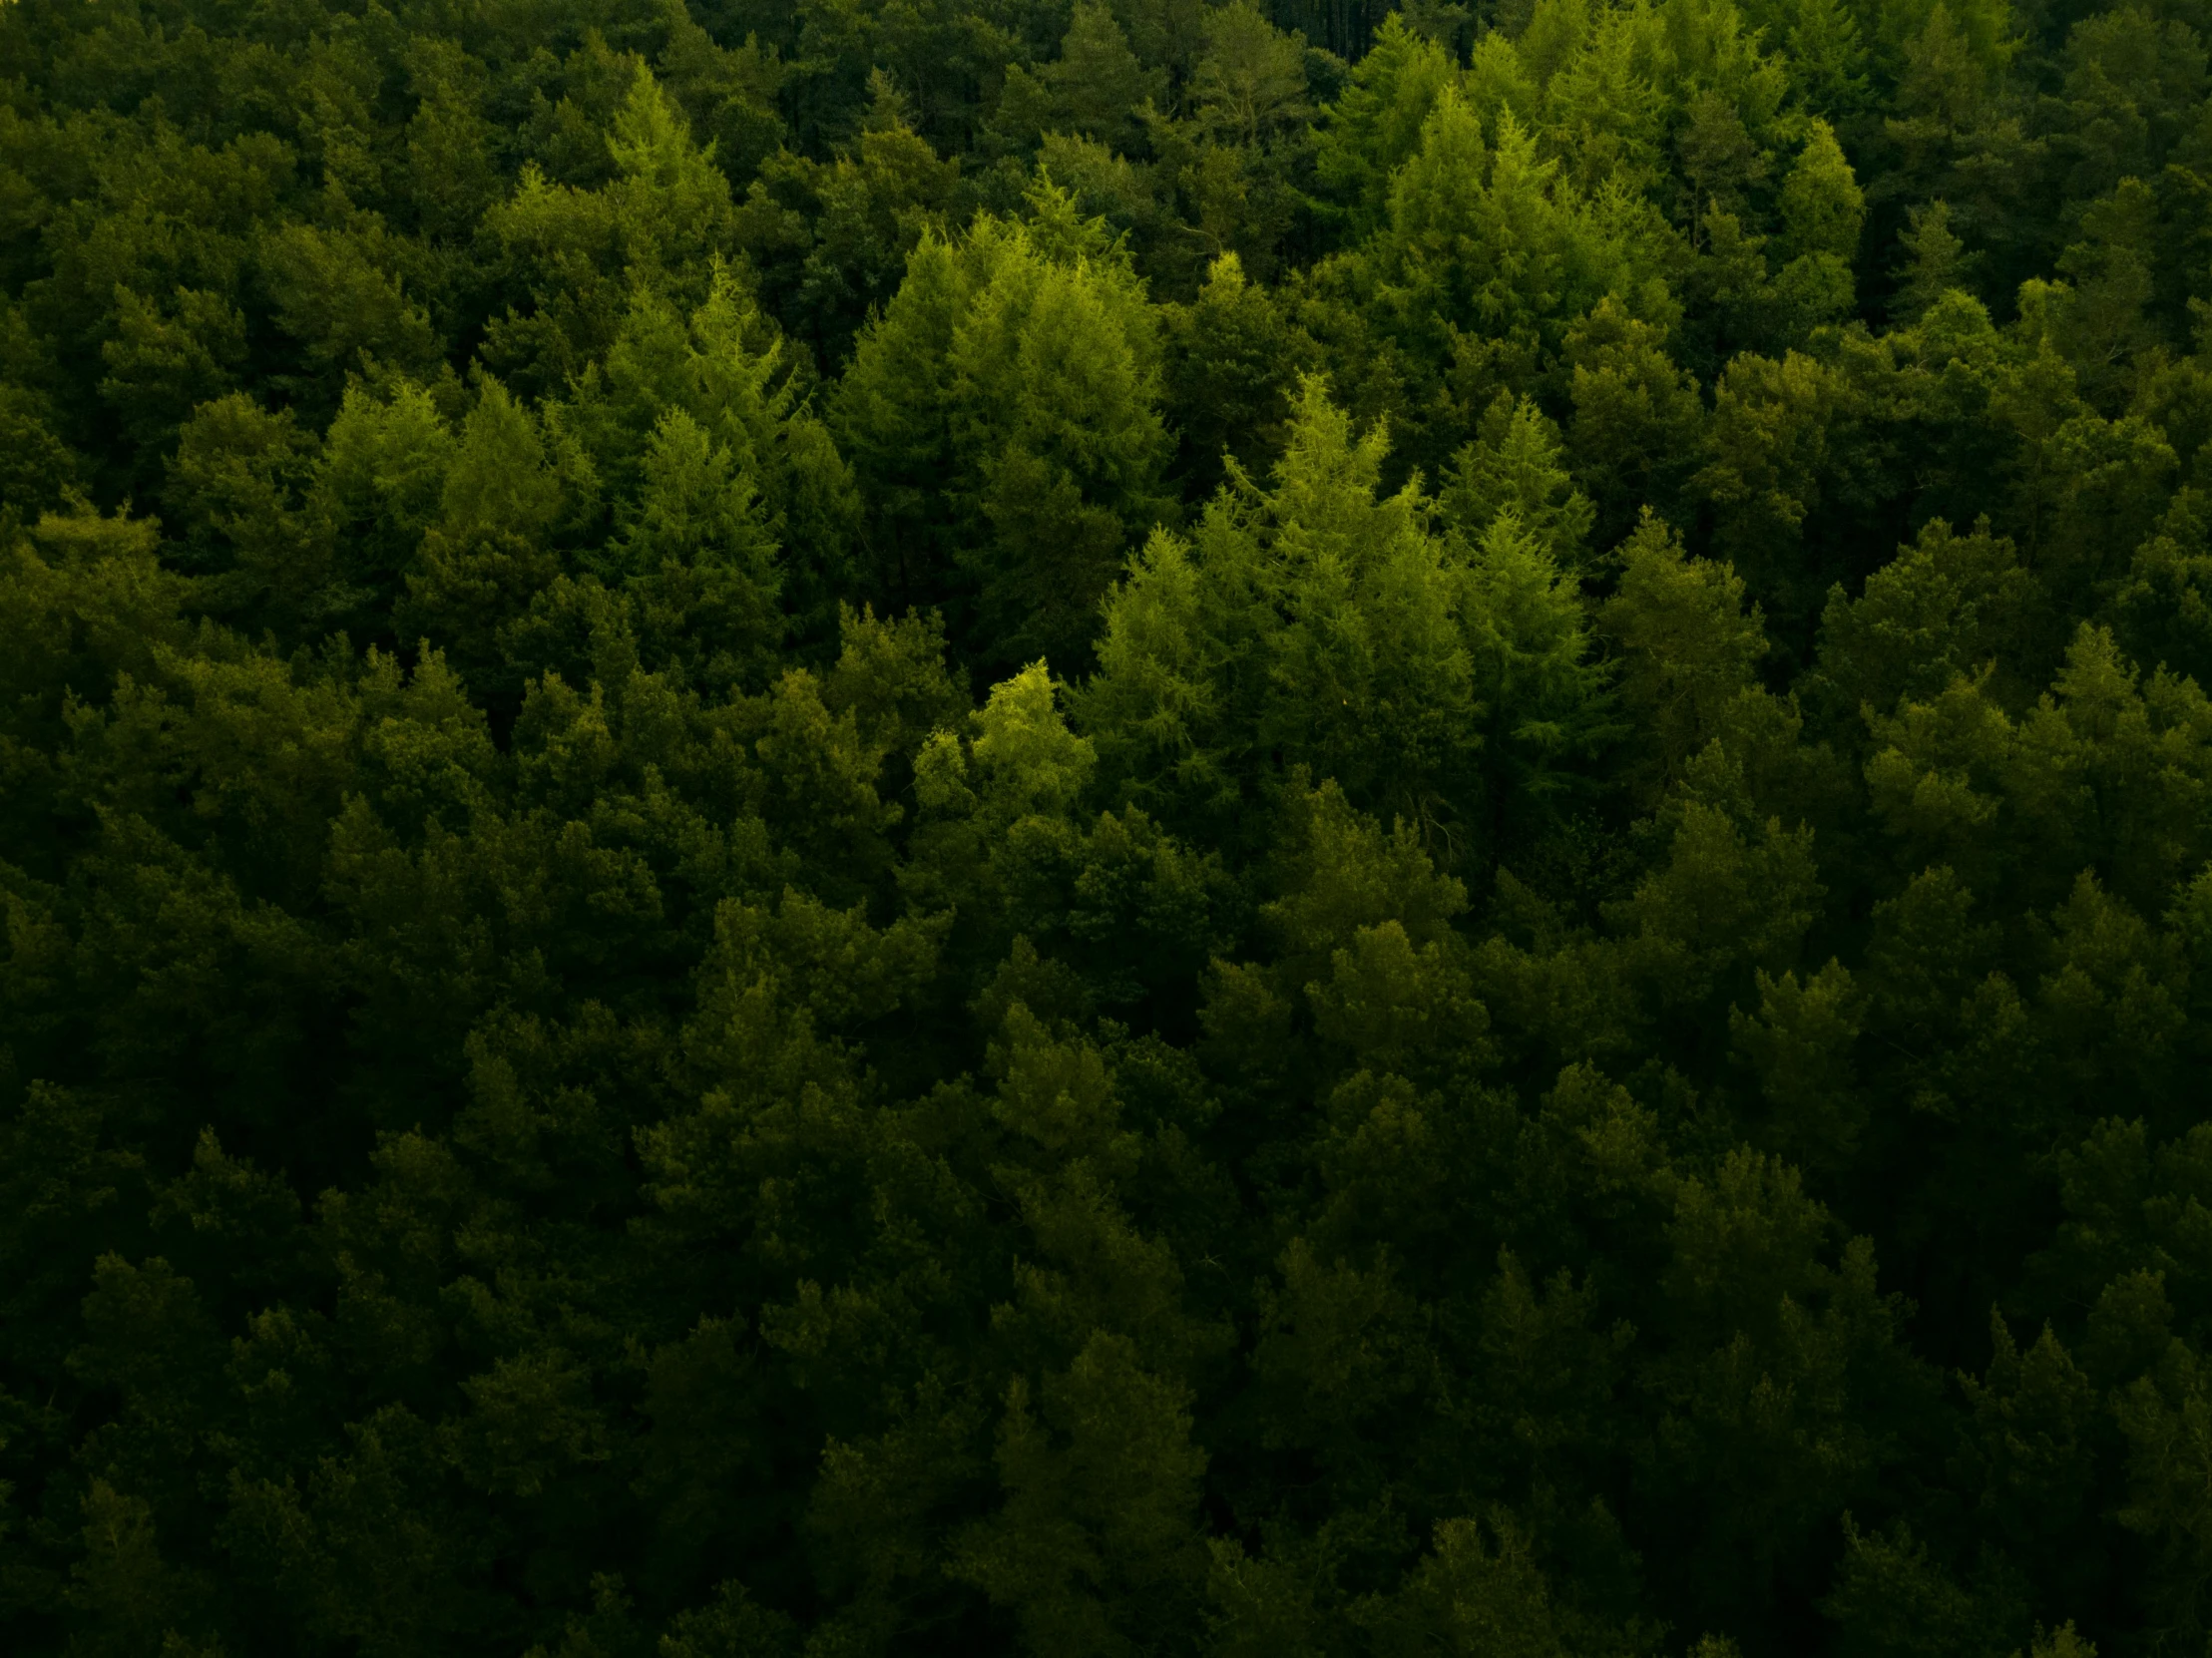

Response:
(2, 0), (2210, 1651)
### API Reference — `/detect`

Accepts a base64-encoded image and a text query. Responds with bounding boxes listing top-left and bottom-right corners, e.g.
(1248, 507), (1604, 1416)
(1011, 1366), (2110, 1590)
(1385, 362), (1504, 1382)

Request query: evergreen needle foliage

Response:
(2, 0), (2211, 1651)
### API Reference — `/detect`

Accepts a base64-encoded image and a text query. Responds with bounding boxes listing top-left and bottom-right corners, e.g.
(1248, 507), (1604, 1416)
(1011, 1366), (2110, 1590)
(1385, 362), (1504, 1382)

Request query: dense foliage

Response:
(3, 0), (2211, 1649)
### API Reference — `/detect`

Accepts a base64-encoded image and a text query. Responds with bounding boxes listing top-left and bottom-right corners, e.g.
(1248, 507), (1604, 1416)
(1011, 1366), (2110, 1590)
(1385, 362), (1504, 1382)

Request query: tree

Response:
(835, 185), (1173, 671)
(987, 1), (1165, 159)
(1890, 199), (1980, 321)
(1438, 391), (1596, 569)
(1311, 13), (1460, 242)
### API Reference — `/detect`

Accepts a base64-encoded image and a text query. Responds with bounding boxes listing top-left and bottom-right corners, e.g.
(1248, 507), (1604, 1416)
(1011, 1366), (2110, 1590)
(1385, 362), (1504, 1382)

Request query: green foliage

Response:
(834, 187), (1173, 671)
(5, 0), (2212, 1653)
(1081, 376), (1607, 864)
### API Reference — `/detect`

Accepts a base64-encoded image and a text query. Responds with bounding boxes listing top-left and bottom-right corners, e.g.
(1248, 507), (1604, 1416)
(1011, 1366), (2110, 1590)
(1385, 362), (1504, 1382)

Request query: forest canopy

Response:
(1, 0), (2209, 1651)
